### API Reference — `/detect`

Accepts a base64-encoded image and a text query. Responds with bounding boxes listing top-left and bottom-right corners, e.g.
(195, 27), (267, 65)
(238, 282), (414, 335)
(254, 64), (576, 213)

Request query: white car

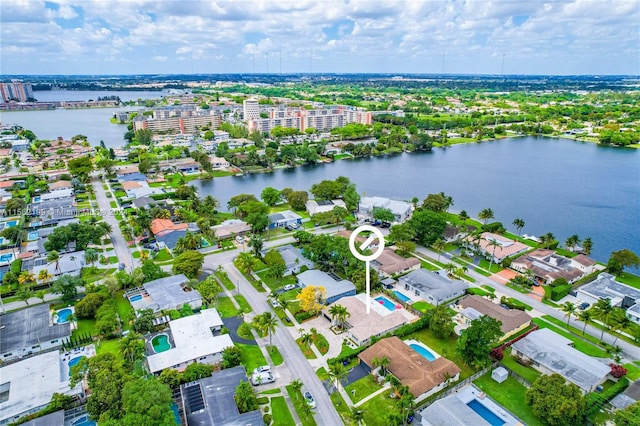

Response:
(304, 391), (316, 409)
(269, 298), (281, 308)
(253, 365), (271, 374)
(283, 284), (297, 291)
(235, 235), (244, 243)
(251, 372), (275, 386)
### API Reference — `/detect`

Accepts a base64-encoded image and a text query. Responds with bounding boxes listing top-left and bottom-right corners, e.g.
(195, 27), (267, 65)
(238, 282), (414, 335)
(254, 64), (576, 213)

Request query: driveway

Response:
(222, 316), (256, 346)
(344, 364), (368, 386)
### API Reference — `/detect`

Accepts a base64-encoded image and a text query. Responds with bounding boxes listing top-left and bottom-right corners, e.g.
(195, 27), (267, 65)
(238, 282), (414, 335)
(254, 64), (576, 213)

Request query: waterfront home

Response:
(464, 232), (529, 263)
(180, 366), (264, 426)
(209, 156), (230, 169)
(150, 218), (188, 250)
(268, 210), (302, 229)
(126, 274), (202, 313)
(322, 294), (412, 346)
(358, 196), (412, 223)
(453, 295), (531, 339)
(0, 304), (71, 362)
(146, 309), (232, 374)
(576, 273), (640, 308)
(511, 249), (595, 284)
(511, 328), (610, 393)
(297, 269), (356, 304)
(442, 224), (475, 243)
(212, 219), (251, 240)
(398, 269), (467, 306)
(371, 248), (421, 277)
(0, 351), (84, 425)
(270, 244), (314, 275)
(305, 199), (347, 216)
(358, 336), (460, 403)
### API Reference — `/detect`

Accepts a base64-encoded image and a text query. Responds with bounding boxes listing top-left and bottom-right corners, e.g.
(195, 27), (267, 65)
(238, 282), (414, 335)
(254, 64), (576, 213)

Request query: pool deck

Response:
(403, 339), (441, 361)
(60, 344), (96, 378)
(457, 385), (520, 426)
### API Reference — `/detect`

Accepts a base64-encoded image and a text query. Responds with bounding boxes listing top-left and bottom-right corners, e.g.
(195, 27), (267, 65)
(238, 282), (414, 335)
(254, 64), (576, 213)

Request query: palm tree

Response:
(16, 287), (32, 305)
(248, 234), (264, 258)
(486, 239), (501, 272)
(259, 312), (278, 348)
(611, 309), (632, 345)
(562, 302), (576, 326)
(432, 238), (445, 263)
(84, 248), (99, 266)
(18, 271), (35, 286)
(565, 234), (580, 252)
(478, 208), (494, 225)
(377, 356), (390, 376)
(35, 290), (47, 304)
(583, 237), (593, 256)
(139, 250), (149, 261)
(236, 252), (257, 277)
(299, 331), (313, 348)
(444, 262), (457, 276)
(594, 298), (614, 341)
(349, 407), (365, 426)
(458, 210), (469, 223)
(578, 310), (592, 335)
(47, 250), (61, 275)
(97, 222), (112, 240)
(290, 379), (303, 398)
(328, 362), (348, 389)
(38, 269), (54, 287)
(512, 218), (525, 239)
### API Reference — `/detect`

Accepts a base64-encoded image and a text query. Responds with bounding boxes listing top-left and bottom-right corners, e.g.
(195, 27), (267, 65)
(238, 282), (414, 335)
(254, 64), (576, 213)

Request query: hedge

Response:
(294, 311), (316, 323)
(585, 377), (629, 416)
(550, 284), (572, 301)
(257, 396), (269, 404)
(328, 345), (368, 366)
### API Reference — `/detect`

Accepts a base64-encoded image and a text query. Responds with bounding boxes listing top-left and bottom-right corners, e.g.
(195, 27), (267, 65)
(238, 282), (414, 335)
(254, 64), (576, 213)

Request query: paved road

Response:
(91, 177), (134, 272)
(203, 254), (344, 425)
(417, 246), (640, 360)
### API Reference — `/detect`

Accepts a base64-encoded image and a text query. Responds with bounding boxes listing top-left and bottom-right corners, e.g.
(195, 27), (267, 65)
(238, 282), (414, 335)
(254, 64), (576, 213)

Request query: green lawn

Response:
(616, 272), (640, 290)
(330, 391), (351, 424)
(344, 375), (382, 403)
(256, 270), (298, 291)
(624, 363), (640, 381)
(217, 296), (240, 318)
(412, 301), (434, 313)
(358, 392), (401, 426)
(267, 345), (284, 366)
(312, 333), (330, 355)
(478, 259), (504, 273)
(261, 388), (282, 395)
(271, 396), (296, 426)
(285, 384), (317, 426)
(95, 338), (123, 362)
(532, 318), (609, 357)
(114, 291), (134, 330)
(466, 287), (492, 297)
(503, 297), (533, 311)
(501, 348), (542, 383)
(73, 318), (97, 340)
(541, 315), (612, 348)
(506, 283), (532, 294)
(296, 337), (317, 359)
(406, 328), (476, 379)
(154, 248), (173, 261)
(237, 343), (268, 372)
(131, 250), (149, 259)
(215, 271), (235, 290)
(234, 295), (253, 313)
(316, 367), (329, 381)
(473, 374), (545, 426)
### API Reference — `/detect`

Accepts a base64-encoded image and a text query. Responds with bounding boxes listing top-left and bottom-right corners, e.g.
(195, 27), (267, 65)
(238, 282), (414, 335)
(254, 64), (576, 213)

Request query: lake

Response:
(191, 137), (640, 264)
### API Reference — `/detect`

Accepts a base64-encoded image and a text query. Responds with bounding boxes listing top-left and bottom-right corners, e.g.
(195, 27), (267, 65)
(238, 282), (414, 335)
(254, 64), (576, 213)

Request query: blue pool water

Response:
(393, 290), (411, 303)
(71, 415), (96, 426)
(68, 356), (85, 375)
(375, 296), (397, 311)
(409, 343), (437, 362)
(201, 238), (210, 247)
(467, 399), (505, 426)
(129, 294), (142, 302)
(4, 220), (17, 227)
(57, 308), (73, 323)
(27, 231), (39, 240)
(33, 196), (41, 202)
(0, 253), (13, 262)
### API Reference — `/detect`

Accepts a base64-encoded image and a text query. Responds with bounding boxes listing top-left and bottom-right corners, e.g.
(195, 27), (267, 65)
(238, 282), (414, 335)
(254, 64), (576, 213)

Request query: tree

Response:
(198, 276), (222, 307)
(349, 407), (365, 426)
(615, 400), (640, 425)
(261, 187), (282, 206)
(172, 250), (204, 278)
(67, 156), (93, 181)
(565, 234), (580, 251)
(486, 239), (501, 272)
(132, 308), (156, 334)
(16, 286), (32, 305)
(409, 210), (447, 246)
(287, 190), (309, 211)
(256, 311), (278, 348)
(248, 234), (264, 258)
(426, 304), (455, 338)
(235, 381), (259, 413)
(396, 240), (416, 257)
(76, 292), (108, 318)
(246, 212), (269, 233)
(593, 298), (614, 341)
(562, 302), (576, 326)
(310, 179), (342, 201)
(432, 238), (445, 262)
(182, 363), (214, 382)
(18, 270), (35, 286)
(290, 379), (303, 396)
(134, 128), (153, 145)
(526, 374), (585, 426)
(612, 308), (633, 345)
(421, 193), (449, 213)
(222, 346), (243, 369)
(35, 289), (47, 304)
(119, 333), (145, 371)
(343, 184), (361, 212)
(512, 218), (525, 238)
(328, 304), (350, 331)
(328, 362), (349, 388)
(116, 378), (177, 425)
(158, 369), (181, 389)
(578, 310), (592, 335)
(264, 249), (285, 268)
(52, 275), (81, 303)
(296, 285), (326, 314)
(582, 237), (593, 256)
(84, 248), (99, 266)
(457, 316), (502, 368)
(478, 208), (494, 225)
(96, 158), (116, 175)
(388, 222), (415, 244)
(608, 249), (640, 276)
(372, 207), (395, 224)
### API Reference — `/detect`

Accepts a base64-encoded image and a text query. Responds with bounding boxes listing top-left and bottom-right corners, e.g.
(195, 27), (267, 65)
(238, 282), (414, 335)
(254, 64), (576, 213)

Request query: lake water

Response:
(33, 90), (170, 102)
(191, 137), (640, 264)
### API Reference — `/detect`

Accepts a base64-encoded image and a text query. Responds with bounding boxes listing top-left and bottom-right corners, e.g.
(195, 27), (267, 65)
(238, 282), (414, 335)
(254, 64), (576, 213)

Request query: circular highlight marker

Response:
(348, 225), (385, 261)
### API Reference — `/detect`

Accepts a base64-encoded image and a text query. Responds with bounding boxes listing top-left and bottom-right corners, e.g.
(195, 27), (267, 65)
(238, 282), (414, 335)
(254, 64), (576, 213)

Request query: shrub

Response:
(328, 345), (368, 366)
(610, 364), (628, 379)
(550, 284), (572, 301)
(257, 397), (269, 404)
(585, 377), (629, 415)
(482, 222), (505, 233)
(501, 257), (512, 268)
(490, 347), (504, 361)
(263, 414), (272, 424)
(294, 310), (316, 323)
(75, 292), (108, 319)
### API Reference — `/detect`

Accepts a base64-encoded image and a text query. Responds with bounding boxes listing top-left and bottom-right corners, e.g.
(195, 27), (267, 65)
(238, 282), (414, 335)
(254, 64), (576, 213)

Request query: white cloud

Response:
(152, 55), (168, 62)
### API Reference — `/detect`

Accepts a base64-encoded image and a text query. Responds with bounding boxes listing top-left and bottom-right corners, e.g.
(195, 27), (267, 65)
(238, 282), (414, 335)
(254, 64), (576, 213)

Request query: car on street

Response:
(580, 302), (590, 310)
(304, 391), (316, 409)
(283, 284), (297, 291)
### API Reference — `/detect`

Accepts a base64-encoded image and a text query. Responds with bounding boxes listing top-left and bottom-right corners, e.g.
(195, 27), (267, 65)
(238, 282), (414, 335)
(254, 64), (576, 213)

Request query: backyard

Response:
(406, 328), (476, 379)
(473, 374), (545, 426)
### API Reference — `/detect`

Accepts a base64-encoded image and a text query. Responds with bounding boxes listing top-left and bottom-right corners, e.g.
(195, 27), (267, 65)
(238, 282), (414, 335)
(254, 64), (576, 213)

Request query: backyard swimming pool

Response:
(27, 231), (39, 240)
(405, 339), (440, 362)
(467, 399), (505, 426)
(375, 296), (400, 311)
(68, 356), (85, 375)
(0, 253), (14, 263)
(201, 238), (210, 247)
(392, 290), (411, 303)
(71, 415), (97, 426)
(129, 294), (142, 302)
(3, 220), (18, 228)
(151, 334), (171, 353)
(56, 308), (74, 323)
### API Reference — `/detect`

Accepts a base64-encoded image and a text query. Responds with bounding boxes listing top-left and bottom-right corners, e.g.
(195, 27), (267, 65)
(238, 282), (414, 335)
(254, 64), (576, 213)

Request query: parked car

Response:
(283, 284), (297, 291)
(579, 302), (590, 310)
(250, 372), (275, 386)
(253, 365), (271, 374)
(235, 235), (244, 243)
(269, 298), (280, 308)
(304, 391), (316, 409)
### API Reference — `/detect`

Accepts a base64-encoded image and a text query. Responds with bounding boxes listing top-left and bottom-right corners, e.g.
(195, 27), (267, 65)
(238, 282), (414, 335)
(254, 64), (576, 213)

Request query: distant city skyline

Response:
(1, 0), (638, 76)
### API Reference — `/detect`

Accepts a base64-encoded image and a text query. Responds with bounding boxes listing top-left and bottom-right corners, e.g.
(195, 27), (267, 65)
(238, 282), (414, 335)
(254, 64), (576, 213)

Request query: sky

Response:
(1, 0), (639, 76)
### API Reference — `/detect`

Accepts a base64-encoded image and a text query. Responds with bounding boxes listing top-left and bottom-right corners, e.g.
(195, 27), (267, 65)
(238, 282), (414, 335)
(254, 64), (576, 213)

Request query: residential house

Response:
(371, 248), (421, 277)
(150, 218), (188, 250)
(511, 249), (595, 284)
(209, 156), (230, 169)
(271, 244), (314, 275)
(48, 180), (73, 192)
(268, 210), (302, 229)
(454, 295), (531, 339)
(146, 309), (233, 374)
(36, 188), (74, 202)
(212, 219), (251, 240)
(576, 273), (640, 308)
(127, 274), (203, 313)
(511, 328), (611, 393)
(32, 250), (85, 279)
(442, 225), (475, 243)
(30, 197), (77, 225)
(297, 269), (356, 304)
(465, 232), (529, 263)
(305, 199), (347, 216)
(323, 294), (412, 346)
(398, 269), (468, 306)
(180, 366), (264, 426)
(358, 196), (412, 223)
(335, 230), (381, 250)
(116, 165), (140, 176)
(359, 336), (461, 403)
(132, 196), (156, 209)
(0, 304), (71, 362)
(117, 172), (147, 182)
(176, 160), (200, 174)
(0, 352), (84, 425)
(611, 380), (640, 410)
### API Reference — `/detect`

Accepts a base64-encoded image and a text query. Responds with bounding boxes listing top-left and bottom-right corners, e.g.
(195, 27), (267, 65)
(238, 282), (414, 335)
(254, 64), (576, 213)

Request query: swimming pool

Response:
(0, 253), (13, 263)
(68, 356), (85, 375)
(152, 334), (171, 353)
(33, 196), (42, 203)
(3, 220), (17, 227)
(27, 231), (39, 241)
(57, 308), (73, 323)
(467, 399), (505, 426)
(375, 296), (399, 311)
(71, 415), (97, 426)
(201, 238), (210, 247)
(393, 290), (411, 303)
(129, 294), (143, 302)
(405, 339), (440, 362)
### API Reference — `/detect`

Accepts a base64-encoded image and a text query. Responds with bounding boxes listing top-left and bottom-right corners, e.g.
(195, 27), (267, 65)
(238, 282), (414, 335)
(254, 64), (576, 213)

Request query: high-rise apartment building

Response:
(0, 81), (34, 103)
(243, 98), (260, 121)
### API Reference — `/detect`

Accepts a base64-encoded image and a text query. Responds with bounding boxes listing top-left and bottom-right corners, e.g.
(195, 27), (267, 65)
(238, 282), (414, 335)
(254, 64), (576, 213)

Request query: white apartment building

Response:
(243, 98), (260, 121)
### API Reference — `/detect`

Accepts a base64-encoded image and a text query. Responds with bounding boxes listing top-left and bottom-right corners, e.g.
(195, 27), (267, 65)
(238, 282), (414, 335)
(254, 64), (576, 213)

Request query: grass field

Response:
(616, 272), (640, 290)
(256, 270), (298, 291)
(296, 337), (317, 359)
(217, 296), (240, 318)
(215, 270), (235, 290)
(532, 318), (609, 357)
(358, 392), (401, 426)
(412, 301), (434, 313)
(473, 374), (545, 426)
(234, 295), (253, 313)
(406, 328), (476, 379)
(271, 396), (296, 426)
(237, 343), (268, 372)
(267, 345), (284, 366)
(344, 375), (382, 403)
(501, 348), (542, 383)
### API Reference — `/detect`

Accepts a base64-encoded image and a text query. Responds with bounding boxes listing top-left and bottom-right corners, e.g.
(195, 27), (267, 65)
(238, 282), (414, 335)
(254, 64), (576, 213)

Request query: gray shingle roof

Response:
(0, 305), (70, 355)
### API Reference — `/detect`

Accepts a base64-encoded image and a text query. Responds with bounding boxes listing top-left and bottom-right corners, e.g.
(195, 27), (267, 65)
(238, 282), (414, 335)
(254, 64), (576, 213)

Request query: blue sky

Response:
(1, 0), (638, 75)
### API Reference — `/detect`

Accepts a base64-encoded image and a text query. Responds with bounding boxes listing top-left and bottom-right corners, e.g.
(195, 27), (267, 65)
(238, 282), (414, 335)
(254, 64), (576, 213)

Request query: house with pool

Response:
(322, 294), (416, 346)
(398, 269), (467, 306)
(146, 308), (233, 374)
(454, 295), (532, 340)
(297, 269), (356, 305)
(358, 336), (461, 403)
(126, 274), (203, 314)
(0, 304), (71, 362)
(0, 351), (84, 425)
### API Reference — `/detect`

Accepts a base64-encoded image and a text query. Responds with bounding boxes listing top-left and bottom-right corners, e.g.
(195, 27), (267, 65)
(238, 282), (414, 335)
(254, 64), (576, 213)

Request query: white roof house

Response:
(0, 351), (83, 425)
(32, 251), (85, 279)
(511, 328), (611, 393)
(358, 196), (412, 223)
(305, 199), (347, 216)
(146, 309), (233, 374)
(297, 269), (356, 305)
